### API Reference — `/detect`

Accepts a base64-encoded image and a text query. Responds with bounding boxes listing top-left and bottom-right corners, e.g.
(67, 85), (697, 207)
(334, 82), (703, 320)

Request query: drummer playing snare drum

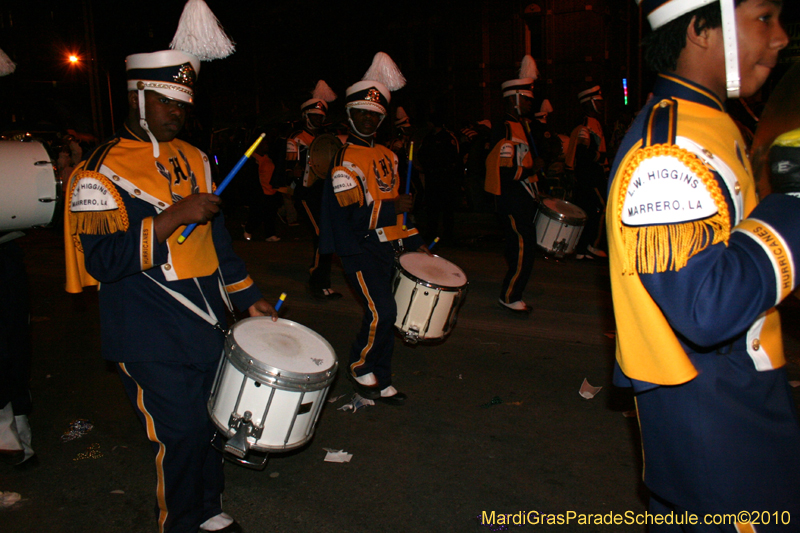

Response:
(320, 52), (430, 406)
(64, 40), (277, 533)
(485, 55), (544, 315)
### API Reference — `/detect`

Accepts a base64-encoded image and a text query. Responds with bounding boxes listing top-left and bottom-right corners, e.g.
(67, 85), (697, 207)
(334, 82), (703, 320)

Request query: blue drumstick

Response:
(274, 293), (287, 313)
(402, 141), (414, 229)
(178, 133), (266, 244)
(429, 237), (440, 251)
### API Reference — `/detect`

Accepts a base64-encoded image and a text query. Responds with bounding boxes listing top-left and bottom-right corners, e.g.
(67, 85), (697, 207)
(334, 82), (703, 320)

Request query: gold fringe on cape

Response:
(68, 171), (129, 246)
(335, 186), (364, 208)
(615, 144), (731, 274)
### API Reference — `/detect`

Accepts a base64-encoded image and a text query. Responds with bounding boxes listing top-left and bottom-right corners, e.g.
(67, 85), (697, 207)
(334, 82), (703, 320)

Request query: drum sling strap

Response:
(142, 271), (234, 333)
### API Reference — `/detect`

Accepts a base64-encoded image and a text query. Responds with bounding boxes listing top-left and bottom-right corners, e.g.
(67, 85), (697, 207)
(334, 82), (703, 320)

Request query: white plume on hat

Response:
(519, 55), (538, 81)
(0, 48), (16, 77)
(312, 80), (337, 103)
(170, 0), (235, 61)
(362, 52), (406, 92)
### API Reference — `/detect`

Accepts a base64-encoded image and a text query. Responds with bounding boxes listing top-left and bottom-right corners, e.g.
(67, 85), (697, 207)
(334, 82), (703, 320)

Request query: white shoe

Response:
(587, 245), (607, 258)
(265, 235), (280, 242)
(200, 512), (236, 532)
(498, 299), (532, 313)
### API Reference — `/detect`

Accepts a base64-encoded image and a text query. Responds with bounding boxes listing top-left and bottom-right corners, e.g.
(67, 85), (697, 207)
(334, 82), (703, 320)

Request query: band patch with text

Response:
(621, 151), (716, 226)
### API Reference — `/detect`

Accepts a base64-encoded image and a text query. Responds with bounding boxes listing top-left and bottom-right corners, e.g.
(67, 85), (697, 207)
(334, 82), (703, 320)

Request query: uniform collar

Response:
(654, 73), (725, 112)
(347, 133), (373, 147)
(120, 123), (150, 142)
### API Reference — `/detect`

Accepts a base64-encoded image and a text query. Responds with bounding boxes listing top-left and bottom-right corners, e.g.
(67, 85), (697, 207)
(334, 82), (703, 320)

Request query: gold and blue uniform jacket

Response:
(64, 126), (262, 363)
(607, 73), (800, 514)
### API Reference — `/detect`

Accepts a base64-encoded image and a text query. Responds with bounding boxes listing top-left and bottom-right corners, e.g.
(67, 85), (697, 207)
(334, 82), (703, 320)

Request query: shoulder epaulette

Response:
(332, 144), (348, 167)
(84, 137), (121, 172)
(643, 98), (678, 147)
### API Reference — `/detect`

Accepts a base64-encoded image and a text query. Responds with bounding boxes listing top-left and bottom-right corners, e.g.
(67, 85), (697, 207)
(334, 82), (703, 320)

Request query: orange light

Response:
(68, 54), (80, 64)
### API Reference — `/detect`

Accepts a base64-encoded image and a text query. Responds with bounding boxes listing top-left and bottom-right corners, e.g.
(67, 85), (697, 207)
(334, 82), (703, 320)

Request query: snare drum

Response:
(208, 317), (337, 458)
(392, 252), (468, 344)
(0, 141), (60, 231)
(533, 198), (587, 257)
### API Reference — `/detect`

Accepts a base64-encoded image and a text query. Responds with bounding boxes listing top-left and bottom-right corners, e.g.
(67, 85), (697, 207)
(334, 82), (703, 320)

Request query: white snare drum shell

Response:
(209, 318), (337, 452)
(0, 141), (59, 231)
(393, 253), (468, 342)
(534, 198), (587, 256)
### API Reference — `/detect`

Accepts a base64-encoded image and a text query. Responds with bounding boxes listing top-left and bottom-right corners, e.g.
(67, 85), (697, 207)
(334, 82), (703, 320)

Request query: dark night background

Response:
(1, 0), (799, 152)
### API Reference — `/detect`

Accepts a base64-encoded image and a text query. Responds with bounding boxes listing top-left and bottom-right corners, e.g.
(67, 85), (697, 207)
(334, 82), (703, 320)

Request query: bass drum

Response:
(306, 133), (343, 187)
(0, 141), (60, 231)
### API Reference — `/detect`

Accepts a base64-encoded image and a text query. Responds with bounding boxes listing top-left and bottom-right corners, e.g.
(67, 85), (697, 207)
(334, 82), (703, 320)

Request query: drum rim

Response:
(395, 252), (469, 290)
(225, 317), (338, 388)
(536, 198), (587, 226)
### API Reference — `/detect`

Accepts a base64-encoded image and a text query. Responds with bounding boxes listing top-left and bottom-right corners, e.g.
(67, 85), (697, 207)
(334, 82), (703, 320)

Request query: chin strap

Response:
(346, 109), (384, 140)
(720, 0), (740, 99)
(137, 88), (160, 158)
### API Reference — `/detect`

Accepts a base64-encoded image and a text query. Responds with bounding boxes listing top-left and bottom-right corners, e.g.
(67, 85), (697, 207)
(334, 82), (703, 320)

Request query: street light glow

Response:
(68, 54), (80, 64)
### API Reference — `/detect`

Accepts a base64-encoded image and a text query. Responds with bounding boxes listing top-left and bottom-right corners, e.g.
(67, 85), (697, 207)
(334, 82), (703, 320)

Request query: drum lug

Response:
(225, 411), (263, 458)
(403, 328), (420, 345)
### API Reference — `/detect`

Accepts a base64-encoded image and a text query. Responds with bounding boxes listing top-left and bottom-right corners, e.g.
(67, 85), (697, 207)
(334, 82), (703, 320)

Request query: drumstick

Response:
(177, 133), (266, 244)
(402, 141), (414, 230)
(428, 237), (439, 251)
(274, 292), (287, 313)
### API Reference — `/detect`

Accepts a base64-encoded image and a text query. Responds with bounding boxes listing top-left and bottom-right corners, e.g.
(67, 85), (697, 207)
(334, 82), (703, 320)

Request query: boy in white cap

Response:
(63, 2), (277, 531)
(485, 55), (542, 314)
(320, 52), (428, 405)
(285, 80), (342, 299)
(565, 85), (609, 259)
(607, 1), (797, 529)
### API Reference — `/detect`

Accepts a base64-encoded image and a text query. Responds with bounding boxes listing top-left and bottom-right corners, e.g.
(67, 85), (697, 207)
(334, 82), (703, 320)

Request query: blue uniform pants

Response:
(342, 250), (397, 389)
(118, 360), (224, 533)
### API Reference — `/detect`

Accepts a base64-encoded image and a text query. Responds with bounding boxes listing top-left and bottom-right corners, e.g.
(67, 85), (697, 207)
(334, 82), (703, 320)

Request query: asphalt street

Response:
(2, 209), (799, 533)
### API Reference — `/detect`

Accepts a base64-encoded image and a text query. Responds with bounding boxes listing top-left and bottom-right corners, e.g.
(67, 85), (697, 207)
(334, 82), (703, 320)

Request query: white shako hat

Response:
(301, 80), (337, 116)
(126, 50), (200, 105)
(637, 0), (740, 98)
(395, 106), (411, 128)
(345, 52), (406, 116)
(126, 0), (235, 156)
(501, 55), (538, 98)
(578, 85), (602, 104)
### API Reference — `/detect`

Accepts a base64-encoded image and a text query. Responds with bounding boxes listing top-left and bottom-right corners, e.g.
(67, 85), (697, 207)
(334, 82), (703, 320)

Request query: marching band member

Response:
(565, 86), (609, 259)
(320, 52), (427, 405)
(286, 80), (342, 300)
(63, 2), (276, 531)
(485, 55), (542, 314)
(607, 0), (798, 528)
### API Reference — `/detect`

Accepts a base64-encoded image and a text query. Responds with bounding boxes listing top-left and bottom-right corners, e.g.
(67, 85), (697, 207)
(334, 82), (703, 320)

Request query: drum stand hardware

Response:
(549, 238), (570, 259)
(225, 410), (263, 459)
(399, 285), (440, 344)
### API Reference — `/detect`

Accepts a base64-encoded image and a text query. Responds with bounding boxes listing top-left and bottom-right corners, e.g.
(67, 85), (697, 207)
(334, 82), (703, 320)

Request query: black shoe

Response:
(375, 391), (407, 406)
(345, 372), (382, 400)
(0, 449), (25, 466)
(13, 454), (38, 471)
(201, 520), (243, 533)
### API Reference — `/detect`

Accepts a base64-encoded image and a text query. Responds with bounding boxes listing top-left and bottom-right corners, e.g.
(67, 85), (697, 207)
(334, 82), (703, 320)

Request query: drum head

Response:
(541, 198), (587, 225)
(230, 317), (335, 375)
(398, 252), (468, 289)
(0, 141), (59, 231)
(308, 134), (343, 180)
